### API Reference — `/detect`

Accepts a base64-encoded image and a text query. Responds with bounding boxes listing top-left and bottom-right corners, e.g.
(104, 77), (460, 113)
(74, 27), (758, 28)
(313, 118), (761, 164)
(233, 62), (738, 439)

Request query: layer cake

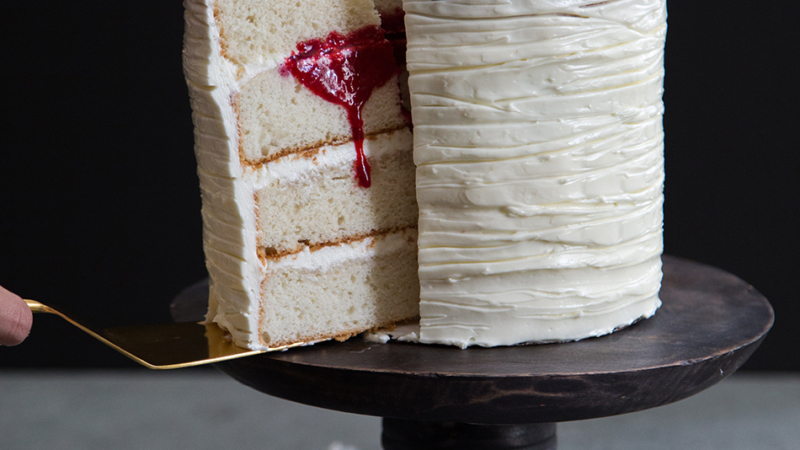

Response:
(183, 0), (667, 350)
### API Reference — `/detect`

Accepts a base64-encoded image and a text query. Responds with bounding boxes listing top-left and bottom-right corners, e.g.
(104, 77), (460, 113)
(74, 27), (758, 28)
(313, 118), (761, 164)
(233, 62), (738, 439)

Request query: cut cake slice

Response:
(183, 0), (419, 349)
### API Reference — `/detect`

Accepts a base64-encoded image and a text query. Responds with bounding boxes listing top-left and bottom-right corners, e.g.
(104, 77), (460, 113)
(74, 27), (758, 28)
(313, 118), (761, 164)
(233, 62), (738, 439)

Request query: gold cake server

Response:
(25, 299), (303, 369)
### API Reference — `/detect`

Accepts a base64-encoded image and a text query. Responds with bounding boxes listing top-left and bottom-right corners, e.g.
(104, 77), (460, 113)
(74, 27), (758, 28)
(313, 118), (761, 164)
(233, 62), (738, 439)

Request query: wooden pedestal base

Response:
(382, 420), (557, 450)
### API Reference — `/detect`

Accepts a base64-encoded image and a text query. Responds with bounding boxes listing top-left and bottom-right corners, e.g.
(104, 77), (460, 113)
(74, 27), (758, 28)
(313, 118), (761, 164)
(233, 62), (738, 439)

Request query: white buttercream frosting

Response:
(183, 0), (262, 346)
(405, 0), (667, 347)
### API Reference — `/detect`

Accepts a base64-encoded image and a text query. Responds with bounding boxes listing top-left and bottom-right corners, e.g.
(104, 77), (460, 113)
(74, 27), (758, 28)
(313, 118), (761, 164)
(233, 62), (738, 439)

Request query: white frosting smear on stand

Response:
(405, 0), (667, 348)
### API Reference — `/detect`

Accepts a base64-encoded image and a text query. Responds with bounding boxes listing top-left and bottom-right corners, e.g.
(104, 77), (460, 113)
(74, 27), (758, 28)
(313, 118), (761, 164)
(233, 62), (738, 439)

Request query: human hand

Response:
(0, 285), (33, 346)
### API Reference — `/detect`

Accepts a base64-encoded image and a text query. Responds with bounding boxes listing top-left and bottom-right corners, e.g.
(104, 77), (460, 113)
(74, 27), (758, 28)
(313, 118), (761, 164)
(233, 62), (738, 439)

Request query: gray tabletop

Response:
(1, 371), (797, 450)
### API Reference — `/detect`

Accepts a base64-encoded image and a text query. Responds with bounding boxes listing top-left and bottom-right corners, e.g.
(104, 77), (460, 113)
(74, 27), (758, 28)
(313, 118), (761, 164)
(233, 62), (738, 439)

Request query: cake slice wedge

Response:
(183, 0), (419, 349)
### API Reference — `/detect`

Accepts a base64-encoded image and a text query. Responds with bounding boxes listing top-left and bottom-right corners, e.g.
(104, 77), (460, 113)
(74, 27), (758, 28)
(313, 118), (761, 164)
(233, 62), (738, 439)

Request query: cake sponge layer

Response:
(215, 0), (380, 65)
(259, 229), (420, 348)
(255, 129), (417, 254)
(237, 69), (405, 163)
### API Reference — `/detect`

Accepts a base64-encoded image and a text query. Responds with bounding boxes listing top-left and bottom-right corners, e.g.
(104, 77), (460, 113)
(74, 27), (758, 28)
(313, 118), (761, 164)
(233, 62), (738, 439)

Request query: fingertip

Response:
(0, 290), (34, 346)
(16, 301), (34, 344)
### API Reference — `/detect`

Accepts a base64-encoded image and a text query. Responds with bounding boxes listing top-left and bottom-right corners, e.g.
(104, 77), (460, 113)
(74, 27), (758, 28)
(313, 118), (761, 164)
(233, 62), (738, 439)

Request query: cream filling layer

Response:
(264, 228), (417, 273)
(405, 0), (667, 347)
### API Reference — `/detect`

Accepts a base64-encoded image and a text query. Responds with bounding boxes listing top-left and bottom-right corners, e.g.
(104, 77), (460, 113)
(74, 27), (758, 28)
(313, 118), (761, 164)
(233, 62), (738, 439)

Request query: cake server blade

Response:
(25, 299), (302, 369)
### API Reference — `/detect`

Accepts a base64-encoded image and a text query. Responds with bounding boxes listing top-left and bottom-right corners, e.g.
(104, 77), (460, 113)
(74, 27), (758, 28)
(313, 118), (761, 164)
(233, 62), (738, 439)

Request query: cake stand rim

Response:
(172, 255), (773, 377)
(173, 255), (773, 423)
(216, 333), (766, 423)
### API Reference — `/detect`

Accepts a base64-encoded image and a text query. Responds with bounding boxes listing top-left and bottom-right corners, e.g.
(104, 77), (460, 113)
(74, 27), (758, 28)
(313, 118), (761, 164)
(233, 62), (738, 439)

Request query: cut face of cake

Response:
(183, 0), (419, 349)
(405, 0), (667, 348)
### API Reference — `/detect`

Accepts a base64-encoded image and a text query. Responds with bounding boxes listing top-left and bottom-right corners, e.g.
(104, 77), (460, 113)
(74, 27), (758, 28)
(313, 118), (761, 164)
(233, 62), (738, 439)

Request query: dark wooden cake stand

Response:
(172, 256), (773, 449)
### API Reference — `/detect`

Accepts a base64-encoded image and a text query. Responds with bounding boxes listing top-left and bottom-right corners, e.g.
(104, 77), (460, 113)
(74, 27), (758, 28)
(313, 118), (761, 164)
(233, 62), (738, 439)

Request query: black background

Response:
(1, 2), (797, 370)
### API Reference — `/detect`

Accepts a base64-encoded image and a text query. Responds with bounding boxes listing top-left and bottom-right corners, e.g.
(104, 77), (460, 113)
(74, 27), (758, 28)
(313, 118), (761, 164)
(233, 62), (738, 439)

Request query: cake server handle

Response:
(23, 298), (152, 366)
(26, 299), (54, 314)
(21, 299), (288, 370)
(25, 299), (100, 339)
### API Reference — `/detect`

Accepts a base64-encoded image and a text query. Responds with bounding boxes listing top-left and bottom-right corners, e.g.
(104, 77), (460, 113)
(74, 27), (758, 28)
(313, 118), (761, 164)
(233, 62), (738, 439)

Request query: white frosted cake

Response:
(183, 0), (666, 350)
(182, 0), (419, 349)
(406, 0), (666, 347)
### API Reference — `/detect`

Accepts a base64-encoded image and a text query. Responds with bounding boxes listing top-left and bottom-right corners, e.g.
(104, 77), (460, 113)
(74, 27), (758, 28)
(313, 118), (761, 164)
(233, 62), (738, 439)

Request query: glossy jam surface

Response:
(284, 27), (397, 188)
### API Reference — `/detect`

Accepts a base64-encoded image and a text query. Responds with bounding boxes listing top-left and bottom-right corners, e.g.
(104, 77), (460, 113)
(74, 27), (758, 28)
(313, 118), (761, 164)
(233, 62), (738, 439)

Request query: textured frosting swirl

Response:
(406, 0), (667, 347)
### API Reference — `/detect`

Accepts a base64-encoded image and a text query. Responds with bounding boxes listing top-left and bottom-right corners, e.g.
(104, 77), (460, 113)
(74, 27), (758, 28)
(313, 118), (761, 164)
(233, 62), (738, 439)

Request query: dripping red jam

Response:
(282, 27), (398, 188)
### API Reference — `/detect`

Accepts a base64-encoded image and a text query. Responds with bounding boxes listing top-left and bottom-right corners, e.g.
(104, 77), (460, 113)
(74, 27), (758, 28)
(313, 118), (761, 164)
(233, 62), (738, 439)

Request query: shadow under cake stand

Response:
(171, 255), (774, 449)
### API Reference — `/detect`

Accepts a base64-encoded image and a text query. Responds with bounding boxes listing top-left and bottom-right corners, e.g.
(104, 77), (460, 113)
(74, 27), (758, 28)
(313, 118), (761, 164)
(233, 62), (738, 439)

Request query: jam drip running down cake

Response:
(282, 27), (398, 187)
(406, 0), (667, 347)
(183, 0), (419, 349)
